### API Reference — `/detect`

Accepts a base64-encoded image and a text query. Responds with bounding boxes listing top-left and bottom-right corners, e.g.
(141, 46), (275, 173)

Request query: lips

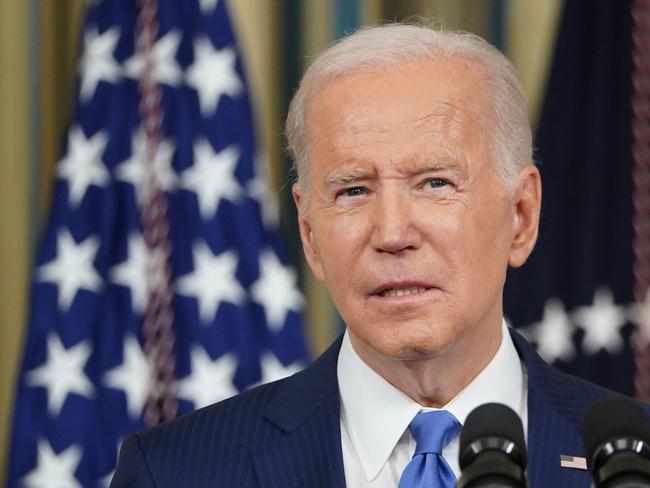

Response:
(371, 281), (434, 298)
(379, 286), (427, 297)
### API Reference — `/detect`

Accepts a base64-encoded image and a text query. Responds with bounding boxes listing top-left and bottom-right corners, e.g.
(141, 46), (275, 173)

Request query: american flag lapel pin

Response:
(560, 455), (587, 470)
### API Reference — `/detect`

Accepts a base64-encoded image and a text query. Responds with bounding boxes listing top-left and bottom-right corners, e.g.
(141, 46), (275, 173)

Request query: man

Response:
(112, 23), (627, 487)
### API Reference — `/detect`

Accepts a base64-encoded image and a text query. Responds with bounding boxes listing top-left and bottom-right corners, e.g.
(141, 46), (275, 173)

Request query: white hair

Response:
(285, 22), (533, 195)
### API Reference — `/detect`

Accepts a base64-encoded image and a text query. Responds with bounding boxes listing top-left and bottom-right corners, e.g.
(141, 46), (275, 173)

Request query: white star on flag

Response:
(186, 39), (242, 115)
(251, 249), (303, 331)
(57, 126), (109, 207)
(177, 242), (245, 324)
(38, 230), (102, 311)
(573, 287), (627, 355)
(257, 352), (303, 385)
(115, 128), (177, 205)
(200, 0), (219, 14)
(526, 298), (576, 363)
(124, 30), (183, 86)
(103, 336), (151, 419)
(25, 334), (94, 416)
(21, 439), (82, 488)
(177, 346), (237, 408)
(109, 233), (149, 314)
(78, 26), (121, 102)
(181, 140), (242, 219)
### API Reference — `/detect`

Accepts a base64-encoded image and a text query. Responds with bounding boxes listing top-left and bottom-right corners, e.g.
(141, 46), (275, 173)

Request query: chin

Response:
(349, 316), (459, 358)
(373, 333), (455, 362)
(395, 340), (454, 360)
(387, 348), (438, 362)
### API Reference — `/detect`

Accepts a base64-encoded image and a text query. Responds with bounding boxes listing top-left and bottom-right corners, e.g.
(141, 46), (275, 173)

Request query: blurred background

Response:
(1, 0), (646, 485)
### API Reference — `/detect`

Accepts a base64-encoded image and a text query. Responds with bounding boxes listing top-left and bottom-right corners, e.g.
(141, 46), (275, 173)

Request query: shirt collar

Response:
(337, 319), (524, 482)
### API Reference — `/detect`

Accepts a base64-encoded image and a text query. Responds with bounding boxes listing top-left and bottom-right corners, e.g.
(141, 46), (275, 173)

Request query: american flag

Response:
(504, 0), (642, 396)
(559, 455), (588, 471)
(6, 0), (308, 486)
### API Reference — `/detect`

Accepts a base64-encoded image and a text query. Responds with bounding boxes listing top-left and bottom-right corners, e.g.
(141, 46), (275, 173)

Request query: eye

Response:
(338, 186), (366, 198)
(425, 178), (449, 189)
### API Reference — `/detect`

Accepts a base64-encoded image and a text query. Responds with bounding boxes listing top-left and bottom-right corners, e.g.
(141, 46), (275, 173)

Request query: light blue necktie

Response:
(398, 410), (461, 488)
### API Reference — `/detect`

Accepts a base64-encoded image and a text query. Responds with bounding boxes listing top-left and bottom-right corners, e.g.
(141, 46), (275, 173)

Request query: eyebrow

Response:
(324, 161), (466, 188)
(324, 151), (471, 185)
(325, 168), (374, 187)
(407, 161), (461, 174)
(426, 164), (471, 187)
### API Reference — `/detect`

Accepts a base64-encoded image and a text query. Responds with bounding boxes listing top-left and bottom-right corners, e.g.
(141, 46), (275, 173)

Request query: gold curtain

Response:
(0, 0), (83, 478)
(0, 0), (30, 476)
(507, 0), (564, 121)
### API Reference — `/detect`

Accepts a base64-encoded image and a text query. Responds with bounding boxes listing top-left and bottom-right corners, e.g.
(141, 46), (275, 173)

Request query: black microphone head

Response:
(581, 394), (650, 469)
(459, 403), (527, 470)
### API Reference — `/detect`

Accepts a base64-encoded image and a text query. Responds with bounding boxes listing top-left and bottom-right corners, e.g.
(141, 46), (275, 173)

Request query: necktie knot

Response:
(410, 410), (461, 456)
(398, 410), (461, 488)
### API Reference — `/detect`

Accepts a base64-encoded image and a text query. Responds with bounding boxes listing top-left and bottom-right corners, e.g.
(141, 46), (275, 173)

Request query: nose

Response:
(370, 188), (422, 254)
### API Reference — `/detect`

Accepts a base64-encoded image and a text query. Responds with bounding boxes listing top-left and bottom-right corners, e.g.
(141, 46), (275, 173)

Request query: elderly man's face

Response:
(294, 59), (540, 364)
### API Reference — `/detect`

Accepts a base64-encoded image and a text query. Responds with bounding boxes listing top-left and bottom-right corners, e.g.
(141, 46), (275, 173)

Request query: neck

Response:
(349, 320), (503, 408)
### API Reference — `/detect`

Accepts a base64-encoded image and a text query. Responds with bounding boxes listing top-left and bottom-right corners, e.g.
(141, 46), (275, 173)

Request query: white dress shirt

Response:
(337, 320), (528, 487)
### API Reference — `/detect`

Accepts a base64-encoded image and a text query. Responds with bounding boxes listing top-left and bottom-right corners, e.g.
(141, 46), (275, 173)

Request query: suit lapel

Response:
(252, 337), (347, 488)
(510, 329), (596, 487)
(526, 387), (591, 487)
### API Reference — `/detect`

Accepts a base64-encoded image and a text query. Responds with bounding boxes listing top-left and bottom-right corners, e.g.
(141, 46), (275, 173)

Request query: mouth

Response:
(371, 282), (434, 299)
(377, 286), (429, 297)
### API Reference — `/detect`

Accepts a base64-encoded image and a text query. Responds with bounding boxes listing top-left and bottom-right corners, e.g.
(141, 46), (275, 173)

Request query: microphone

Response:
(457, 403), (528, 488)
(581, 394), (650, 488)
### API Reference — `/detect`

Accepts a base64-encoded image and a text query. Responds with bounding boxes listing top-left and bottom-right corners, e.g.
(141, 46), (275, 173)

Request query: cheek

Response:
(420, 200), (511, 273)
(458, 202), (514, 290)
(417, 203), (466, 255)
(312, 212), (368, 279)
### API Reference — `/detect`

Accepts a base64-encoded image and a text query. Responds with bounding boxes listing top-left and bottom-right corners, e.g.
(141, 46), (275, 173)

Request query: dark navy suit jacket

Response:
(111, 329), (634, 487)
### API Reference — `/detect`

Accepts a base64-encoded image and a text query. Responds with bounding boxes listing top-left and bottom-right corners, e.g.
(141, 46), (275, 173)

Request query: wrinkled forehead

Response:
(303, 58), (495, 176)
(306, 55), (494, 121)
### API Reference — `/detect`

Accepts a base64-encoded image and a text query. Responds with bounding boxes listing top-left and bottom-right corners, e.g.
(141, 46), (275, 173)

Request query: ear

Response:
(508, 165), (542, 268)
(292, 183), (326, 282)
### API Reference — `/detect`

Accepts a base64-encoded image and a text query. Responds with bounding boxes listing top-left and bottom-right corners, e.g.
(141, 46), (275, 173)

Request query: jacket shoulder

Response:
(112, 338), (344, 487)
(112, 379), (290, 487)
(143, 378), (287, 450)
(511, 327), (647, 417)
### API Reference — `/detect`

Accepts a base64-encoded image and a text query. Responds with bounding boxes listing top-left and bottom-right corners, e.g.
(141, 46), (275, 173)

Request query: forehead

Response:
(305, 58), (493, 179)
